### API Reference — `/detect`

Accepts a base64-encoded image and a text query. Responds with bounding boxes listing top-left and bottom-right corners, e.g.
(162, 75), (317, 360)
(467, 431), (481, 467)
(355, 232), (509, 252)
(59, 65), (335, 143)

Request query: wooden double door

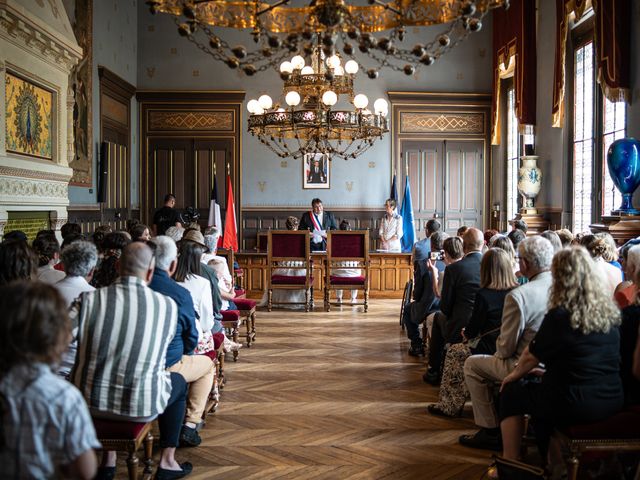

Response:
(401, 140), (484, 236)
(146, 138), (235, 227)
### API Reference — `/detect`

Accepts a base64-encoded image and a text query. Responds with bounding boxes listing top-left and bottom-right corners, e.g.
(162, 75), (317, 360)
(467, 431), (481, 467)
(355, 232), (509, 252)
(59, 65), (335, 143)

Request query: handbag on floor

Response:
(491, 455), (547, 480)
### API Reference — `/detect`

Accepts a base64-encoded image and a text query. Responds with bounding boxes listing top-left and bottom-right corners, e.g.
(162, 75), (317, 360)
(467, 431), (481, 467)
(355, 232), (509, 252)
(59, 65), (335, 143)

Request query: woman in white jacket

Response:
(379, 199), (403, 252)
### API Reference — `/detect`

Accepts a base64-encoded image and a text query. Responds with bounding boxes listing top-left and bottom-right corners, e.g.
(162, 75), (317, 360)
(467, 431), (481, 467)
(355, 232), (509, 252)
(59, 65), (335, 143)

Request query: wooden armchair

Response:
(324, 230), (370, 312)
(256, 232), (268, 252)
(92, 419), (153, 480)
(267, 230), (313, 311)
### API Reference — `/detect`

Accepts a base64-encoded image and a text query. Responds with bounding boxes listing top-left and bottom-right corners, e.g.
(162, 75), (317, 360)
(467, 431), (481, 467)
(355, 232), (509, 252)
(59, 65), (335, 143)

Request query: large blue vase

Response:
(607, 137), (640, 215)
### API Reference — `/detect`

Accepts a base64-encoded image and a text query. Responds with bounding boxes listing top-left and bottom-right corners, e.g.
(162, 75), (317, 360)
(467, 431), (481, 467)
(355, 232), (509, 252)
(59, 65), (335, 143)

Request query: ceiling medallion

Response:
(146, 0), (508, 79)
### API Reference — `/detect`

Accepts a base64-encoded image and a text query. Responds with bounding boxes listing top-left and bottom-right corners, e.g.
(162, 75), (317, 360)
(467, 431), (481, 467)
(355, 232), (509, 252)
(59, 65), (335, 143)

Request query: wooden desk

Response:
(236, 251), (412, 299)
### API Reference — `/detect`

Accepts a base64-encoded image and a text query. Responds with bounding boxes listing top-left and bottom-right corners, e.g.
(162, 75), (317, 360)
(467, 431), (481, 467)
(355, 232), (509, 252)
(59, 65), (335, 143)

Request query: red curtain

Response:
(491, 0), (537, 145)
(552, 0), (630, 127)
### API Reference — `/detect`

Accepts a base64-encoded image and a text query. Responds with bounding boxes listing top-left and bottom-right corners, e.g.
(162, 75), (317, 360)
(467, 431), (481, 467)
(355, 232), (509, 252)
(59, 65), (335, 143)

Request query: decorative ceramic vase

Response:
(606, 137), (640, 215)
(517, 155), (542, 214)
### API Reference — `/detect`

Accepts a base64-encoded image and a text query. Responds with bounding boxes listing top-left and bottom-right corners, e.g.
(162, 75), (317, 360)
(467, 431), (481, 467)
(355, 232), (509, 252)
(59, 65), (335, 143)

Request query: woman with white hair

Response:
(615, 243), (640, 308)
(498, 247), (623, 466)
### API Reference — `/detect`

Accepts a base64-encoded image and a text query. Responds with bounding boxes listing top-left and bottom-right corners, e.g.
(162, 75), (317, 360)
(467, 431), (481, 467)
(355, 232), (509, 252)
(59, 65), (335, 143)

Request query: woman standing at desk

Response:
(379, 199), (403, 252)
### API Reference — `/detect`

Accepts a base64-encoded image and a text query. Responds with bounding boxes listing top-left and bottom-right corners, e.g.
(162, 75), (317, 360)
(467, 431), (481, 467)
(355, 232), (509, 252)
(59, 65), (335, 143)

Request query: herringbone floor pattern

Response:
(117, 299), (492, 479)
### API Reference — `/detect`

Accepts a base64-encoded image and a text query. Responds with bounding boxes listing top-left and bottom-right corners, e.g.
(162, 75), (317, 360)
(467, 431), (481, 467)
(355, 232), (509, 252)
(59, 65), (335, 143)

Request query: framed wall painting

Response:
(5, 72), (54, 160)
(303, 153), (330, 189)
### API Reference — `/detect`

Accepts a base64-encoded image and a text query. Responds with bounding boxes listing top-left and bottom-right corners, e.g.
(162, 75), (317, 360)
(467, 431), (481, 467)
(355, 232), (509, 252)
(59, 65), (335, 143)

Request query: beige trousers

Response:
(167, 354), (216, 424)
(463, 354), (515, 429)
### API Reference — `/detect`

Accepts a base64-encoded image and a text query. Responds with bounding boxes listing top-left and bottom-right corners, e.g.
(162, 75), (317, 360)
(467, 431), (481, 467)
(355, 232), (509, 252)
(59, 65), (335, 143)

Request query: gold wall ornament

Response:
(147, 0), (507, 78)
(146, 67), (156, 78)
(368, 161), (376, 168)
(345, 181), (354, 191)
(148, 111), (234, 131)
(400, 112), (485, 134)
(280, 160), (288, 168)
(258, 181), (266, 192)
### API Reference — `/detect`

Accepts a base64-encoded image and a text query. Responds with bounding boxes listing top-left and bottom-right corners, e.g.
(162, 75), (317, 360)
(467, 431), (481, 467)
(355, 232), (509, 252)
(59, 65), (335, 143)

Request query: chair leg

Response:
(233, 325), (239, 361)
(126, 449), (139, 480)
(305, 289), (310, 312)
(218, 352), (225, 389)
(364, 290), (369, 313)
(250, 310), (256, 341)
(268, 289), (272, 312)
(245, 314), (252, 347)
(567, 451), (580, 480)
(143, 433), (154, 475)
(325, 288), (330, 312)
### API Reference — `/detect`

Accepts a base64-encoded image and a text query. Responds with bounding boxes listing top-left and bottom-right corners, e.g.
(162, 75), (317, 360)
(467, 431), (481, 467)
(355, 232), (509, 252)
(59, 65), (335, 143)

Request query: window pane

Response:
(506, 87), (519, 222)
(602, 97), (626, 215)
(573, 41), (594, 233)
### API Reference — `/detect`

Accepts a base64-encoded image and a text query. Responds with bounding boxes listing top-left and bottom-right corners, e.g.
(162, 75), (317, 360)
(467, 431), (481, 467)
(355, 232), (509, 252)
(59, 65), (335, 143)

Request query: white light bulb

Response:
(247, 99), (259, 114)
(344, 60), (359, 74)
(327, 55), (340, 69)
(301, 66), (314, 75)
(322, 90), (337, 107)
(258, 94), (273, 110)
(374, 98), (388, 114)
(362, 108), (372, 115)
(334, 65), (344, 76)
(285, 91), (301, 106)
(353, 94), (368, 109)
(280, 61), (293, 73)
(254, 106), (265, 115)
(276, 107), (285, 112)
(291, 55), (305, 70)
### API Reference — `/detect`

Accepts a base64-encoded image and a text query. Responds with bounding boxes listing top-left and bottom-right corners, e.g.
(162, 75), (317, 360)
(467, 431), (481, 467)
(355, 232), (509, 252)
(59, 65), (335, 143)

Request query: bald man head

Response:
(462, 227), (484, 254)
(119, 242), (155, 282)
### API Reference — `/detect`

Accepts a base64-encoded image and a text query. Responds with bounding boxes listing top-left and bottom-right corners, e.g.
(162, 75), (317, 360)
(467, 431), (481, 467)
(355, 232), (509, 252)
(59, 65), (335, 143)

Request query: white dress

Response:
(378, 214), (403, 252)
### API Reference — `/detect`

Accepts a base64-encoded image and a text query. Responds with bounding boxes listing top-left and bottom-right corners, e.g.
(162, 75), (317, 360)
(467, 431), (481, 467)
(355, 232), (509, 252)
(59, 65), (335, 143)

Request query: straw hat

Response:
(180, 229), (209, 252)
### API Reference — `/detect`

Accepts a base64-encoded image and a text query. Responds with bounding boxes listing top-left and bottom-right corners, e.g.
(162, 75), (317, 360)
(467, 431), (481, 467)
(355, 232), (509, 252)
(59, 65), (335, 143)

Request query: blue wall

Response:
(136, 5), (494, 208)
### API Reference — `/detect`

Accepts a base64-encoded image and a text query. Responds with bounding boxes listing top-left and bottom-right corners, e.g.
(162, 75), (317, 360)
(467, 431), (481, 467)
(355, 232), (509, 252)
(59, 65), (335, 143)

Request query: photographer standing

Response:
(153, 194), (182, 236)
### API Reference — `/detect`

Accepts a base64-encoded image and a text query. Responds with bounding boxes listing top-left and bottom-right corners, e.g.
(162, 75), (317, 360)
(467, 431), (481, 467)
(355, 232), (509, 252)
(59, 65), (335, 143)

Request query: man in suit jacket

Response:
(425, 228), (483, 384)
(459, 236), (554, 451)
(307, 160), (326, 184)
(299, 198), (338, 251)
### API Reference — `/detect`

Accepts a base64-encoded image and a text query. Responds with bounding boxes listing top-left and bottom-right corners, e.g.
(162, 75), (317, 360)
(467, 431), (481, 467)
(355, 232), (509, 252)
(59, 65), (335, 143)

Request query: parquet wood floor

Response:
(116, 300), (493, 479)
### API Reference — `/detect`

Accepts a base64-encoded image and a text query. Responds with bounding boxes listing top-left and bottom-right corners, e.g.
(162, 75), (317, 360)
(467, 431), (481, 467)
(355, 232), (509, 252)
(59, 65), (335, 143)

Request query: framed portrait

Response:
(303, 153), (330, 189)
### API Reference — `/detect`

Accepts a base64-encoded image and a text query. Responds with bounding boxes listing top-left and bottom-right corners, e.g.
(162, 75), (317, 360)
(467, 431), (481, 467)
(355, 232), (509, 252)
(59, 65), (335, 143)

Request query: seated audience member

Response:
(91, 225), (113, 259)
(540, 230), (562, 253)
(33, 235), (65, 284)
(425, 228), (483, 384)
(404, 231), (447, 356)
(56, 241), (98, 306)
(131, 223), (152, 242)
(483, 229), (499, 247)
(498, 247), (623, 465)
(429, 235), (463, 298)
(634, 324), (640, 380)
(0, 282), (100, 479)
(71, 243), (191, 479)
(507, 229), (525, 251)
(599, 232), (623, 271)
(428, 249), (518, 418)
(201, 227), (232, 287)
(2, 229), (28, 243)
(460, 235), (554, 450)
(581, 234), (623, 296)
(0, 238), (36, 285)
(555, 228), (574, 248)
(55, 241), (98, 378)
(35, 229), (56, 240)
(621, 300), (640, 406)
(615, 244), (640, 308)
(414, 219), (441, 263)
(379, 199), (403, 252)
(457, 225), (469, 237)
(333, 219), (362, 304)
(91, 231), (131, 288)
(165, 225), (186, 243)
(150, 236), (215, 446)
(61, 222), (82, 243)
(511, 219), (528, 235)
(126, 218), (141, 236)
(489, 236), (517, 269)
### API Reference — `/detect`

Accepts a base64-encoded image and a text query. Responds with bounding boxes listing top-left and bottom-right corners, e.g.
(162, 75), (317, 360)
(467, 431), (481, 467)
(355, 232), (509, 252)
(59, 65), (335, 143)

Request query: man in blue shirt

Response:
(150, 236), (215, 448)
(413, 219), (441, 263)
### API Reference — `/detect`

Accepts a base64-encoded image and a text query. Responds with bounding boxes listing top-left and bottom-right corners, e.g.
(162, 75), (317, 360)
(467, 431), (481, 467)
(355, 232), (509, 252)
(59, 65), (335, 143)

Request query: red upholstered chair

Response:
(234, 297), (257, 347)
(267, 230), (313, 311)
(324, 230), (370, 312)
(257, 232), (268, 252)
(92, 419), (153, 480)
(554, 405), (640, 480)
(221, 309), (241, 361)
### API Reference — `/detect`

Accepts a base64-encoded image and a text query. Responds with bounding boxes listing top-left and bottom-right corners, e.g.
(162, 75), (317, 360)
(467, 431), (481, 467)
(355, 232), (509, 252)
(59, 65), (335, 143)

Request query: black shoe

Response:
(156, 462), (193, 480)
(95, 466), (116, 480)
(427, 403), (462, 418)
(459, 428), (502, 451)
(408, 345), (425, 357)
(422, 368), (441, 386)
(179, 425), (202, 447)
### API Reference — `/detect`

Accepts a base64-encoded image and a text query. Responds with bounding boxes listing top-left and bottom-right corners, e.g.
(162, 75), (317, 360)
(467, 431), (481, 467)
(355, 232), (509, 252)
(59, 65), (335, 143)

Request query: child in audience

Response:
(0, 281), (99, 479)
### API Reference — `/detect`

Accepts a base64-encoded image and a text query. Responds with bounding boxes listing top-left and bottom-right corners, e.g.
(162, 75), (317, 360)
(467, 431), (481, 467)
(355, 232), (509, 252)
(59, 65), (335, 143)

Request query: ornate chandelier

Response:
(147, 0), (508, 79)
(246, 48), (389, 160)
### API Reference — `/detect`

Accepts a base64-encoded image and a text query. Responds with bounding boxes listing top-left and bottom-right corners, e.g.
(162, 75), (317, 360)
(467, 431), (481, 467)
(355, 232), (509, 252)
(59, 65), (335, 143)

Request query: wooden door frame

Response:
(388, 92), (492, 230)
(137, 91), (245, 238)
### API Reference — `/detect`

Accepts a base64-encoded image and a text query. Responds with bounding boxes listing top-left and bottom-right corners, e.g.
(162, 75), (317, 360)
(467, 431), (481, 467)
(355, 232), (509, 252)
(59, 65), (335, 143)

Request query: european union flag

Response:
(399, 176), (415, 253)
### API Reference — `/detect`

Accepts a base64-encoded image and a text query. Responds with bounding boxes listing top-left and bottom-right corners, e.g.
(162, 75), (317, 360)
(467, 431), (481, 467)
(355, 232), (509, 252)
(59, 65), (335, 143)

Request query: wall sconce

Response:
(258, 181), (266, 192)
(492, 203), (500, 218)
